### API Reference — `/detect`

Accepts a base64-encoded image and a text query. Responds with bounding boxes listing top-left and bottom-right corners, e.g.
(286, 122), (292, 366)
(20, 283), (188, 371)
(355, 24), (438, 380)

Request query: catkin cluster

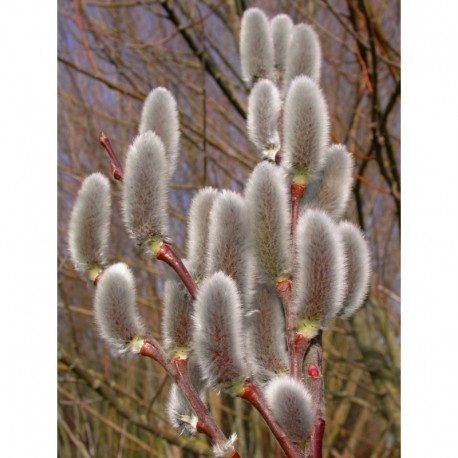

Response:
(68, 7), (371, 457)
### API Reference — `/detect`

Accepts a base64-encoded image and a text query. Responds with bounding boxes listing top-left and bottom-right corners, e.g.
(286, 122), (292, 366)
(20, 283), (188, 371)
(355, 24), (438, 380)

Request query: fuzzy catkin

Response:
(302, 144), (354, 219)
(247, 79), (281, 160)
(294, 209), (345, 328)
(270, 14), (293, 79)
(122, 132), (168, 246)
(283, 23), (321, 93)
(338, 222), (371, 318)
(68, 173), (111, 273)
(192, 272), (249, 389)
(245, 162), (290, 282)
(138, 87), (180, 180)
(264, 376), (313, 443)
(206, 191), (251, 300)
(246, 284), (288, 380)
(94, 263), (145, 353)
(162, 259), (195, 353)
(283, 75), (329, 181)
(240, 8), (274, 85)
(186, 187), (219, 278)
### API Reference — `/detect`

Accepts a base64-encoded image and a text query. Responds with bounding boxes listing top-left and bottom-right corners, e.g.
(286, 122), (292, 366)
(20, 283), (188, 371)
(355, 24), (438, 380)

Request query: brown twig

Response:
(161, 0), (246, 119)
(58, 55), (144, 101)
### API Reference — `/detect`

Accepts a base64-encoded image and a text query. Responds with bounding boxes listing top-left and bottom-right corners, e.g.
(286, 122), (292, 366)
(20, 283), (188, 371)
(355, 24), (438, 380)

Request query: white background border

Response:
(0, 1), (56, 456)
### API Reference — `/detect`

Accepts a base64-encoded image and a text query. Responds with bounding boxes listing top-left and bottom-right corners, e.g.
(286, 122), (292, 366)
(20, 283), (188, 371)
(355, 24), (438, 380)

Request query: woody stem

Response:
(156, 242), (197, 300)
(291, 334), (311, 380)
(99, 131), (123, 181)
(290, 182), (306, 246)
(140, 341), (240, 457)
(240, 382), (304, 458)
(304, 332), (325, 458)
(276, 278), (298, 377)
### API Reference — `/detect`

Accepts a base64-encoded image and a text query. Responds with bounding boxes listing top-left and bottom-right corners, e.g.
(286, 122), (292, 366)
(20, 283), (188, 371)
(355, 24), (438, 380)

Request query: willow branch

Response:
(304, 332), (325, 458)
(140, 341), (241, 457)
(240, 382), (305, 458)
(275, 278), (299, 377)
(99, 131), (123, 180)
(155, 242), (197, 300)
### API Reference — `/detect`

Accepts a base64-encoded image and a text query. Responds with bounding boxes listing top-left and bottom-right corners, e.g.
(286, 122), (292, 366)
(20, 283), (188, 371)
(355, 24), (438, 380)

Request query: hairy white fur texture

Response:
(338, 222), (371, 318)
(240, 8), (274, 85)
(246, 284), (288, 380)
(270, 14), (293, 79)
(192, 272), (249, 389)
(213, 433), (238, 458)
(122, 132), (168, 246)
(264, 376), (313, 443)
(302, 144), (354, 219)
(166, 383), (198, 435)
(166, 355), (207, 435)
(245, 162), (290, 282)
(206, 191), (251, 301)
(138, 87), (180, 179)
(162, 259), (195, 353)
(247, 79), (281, 159)
(294, 209), (345, 326)
(283, 23), (321, 93)
(283, 75), (329, 180)
(69, 173), (111, 273)
(94, 263), (145, 353)
(186, 187), (219, 278)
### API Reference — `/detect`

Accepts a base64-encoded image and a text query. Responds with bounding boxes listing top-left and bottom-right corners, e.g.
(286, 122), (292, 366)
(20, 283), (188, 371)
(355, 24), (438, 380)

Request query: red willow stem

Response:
(240, 383), (304, 458)
(275, 278), (297, 376)
(99, 131), (123, 181)
(275, 280), (312, 380)
(290, 182), (306, 244)
(156, 242), (197, 300)
(287, 180), (312, 378)
(139, 339), (175, 374)
(196, 421), (216, 441)
(290, 334), (311, 380)
(304, 332), (325, 458)
(309, 418), (325, 458)
(140, 341), (241, 457)
(171, 358), (230, 448)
